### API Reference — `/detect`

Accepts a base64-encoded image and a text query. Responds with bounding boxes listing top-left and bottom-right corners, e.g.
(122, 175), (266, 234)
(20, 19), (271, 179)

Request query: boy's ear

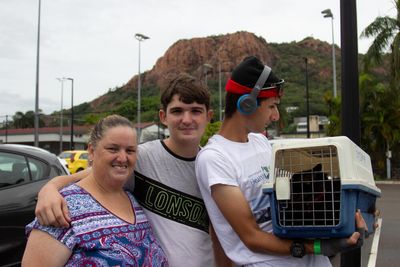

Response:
(159, 109), (168, 127)
(207, 109), (214, 122)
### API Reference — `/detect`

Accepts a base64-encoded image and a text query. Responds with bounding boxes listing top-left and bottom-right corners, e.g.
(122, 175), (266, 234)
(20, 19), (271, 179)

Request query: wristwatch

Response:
(290, 241), (305, 258)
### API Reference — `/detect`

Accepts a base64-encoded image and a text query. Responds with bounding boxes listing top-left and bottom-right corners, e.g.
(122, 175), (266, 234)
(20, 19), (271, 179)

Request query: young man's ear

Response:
(159, 109), (168, 127)
(207, 109), (214, 123)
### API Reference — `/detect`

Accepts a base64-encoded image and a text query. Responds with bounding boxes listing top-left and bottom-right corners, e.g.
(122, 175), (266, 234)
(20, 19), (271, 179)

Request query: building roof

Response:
(0, 125), (92, 135)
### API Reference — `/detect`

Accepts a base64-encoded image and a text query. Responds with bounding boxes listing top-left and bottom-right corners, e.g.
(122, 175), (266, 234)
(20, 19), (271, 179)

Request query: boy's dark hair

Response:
(160, 73), (211, 111)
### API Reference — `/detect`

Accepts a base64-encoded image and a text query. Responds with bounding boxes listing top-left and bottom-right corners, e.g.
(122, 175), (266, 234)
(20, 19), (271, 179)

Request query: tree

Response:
(12, 110), (44, 129)
(323, 91), (341, 136)
(359, 73), (400, 176)
(200, 121), (221, 146)
(361, 1), (400, 177)
(361, 0), (400, 89)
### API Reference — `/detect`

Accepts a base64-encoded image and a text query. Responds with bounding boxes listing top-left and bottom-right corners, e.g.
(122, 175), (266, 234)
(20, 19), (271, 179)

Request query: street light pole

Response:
(203, 63), (213, 86)
(322, 8), (337, 98)
(134, 33), (149, 142)
(66, 78), (74, 150)
(304, 57), (310, 138)
(56, 78), (65, 154)
(5, 115), (8, 143)
(34, 0), (42, 147)
(218, 62), (222, 121)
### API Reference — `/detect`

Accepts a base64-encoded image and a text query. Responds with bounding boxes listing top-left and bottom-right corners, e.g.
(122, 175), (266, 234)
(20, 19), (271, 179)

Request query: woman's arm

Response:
(22, 229), (72, 267)
(35, 168), (91, 227)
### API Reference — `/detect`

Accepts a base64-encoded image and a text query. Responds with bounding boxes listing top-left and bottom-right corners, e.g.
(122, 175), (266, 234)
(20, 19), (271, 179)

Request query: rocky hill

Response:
(136, 31), (278, 89)
(77, 31), (388, 118)
(88, 31), (293, 112)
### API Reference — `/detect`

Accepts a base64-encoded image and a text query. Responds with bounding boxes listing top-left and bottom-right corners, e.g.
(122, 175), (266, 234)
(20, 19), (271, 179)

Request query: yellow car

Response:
(59, 150), (89, 174)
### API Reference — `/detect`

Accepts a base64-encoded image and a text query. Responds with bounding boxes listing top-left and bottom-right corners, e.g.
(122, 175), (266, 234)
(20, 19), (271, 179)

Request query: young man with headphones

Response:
(195, 56), (366, 266)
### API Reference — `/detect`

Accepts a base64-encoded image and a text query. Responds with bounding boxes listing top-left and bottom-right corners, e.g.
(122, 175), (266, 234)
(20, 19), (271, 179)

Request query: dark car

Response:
(0, 144), (69, 267)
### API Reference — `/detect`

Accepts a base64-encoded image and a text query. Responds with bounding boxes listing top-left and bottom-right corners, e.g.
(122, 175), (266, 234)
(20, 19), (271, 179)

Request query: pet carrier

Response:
(263, 136), (381, 239)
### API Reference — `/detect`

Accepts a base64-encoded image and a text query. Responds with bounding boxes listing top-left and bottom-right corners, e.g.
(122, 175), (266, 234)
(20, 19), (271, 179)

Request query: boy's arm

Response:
(35, 168), (91, 227)
(211, 184), (365, 257)
(209, 223), (234, 267)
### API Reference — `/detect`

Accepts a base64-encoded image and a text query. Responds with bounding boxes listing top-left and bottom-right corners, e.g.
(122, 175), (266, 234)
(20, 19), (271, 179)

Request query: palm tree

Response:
(359, 73), (400, 177)
(361, 0), (400, 89)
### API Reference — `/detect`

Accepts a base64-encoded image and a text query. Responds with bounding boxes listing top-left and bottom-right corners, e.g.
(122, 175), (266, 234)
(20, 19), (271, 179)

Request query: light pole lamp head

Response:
(135, 33), (150, 41)
(321, 9), (333, 18)
(203, 63), (213, 73)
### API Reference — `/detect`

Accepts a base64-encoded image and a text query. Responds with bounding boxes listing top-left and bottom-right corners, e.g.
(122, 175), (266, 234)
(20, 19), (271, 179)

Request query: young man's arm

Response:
(35, 168), (91, 227)
(209, 223), (234, 267)
(211, 184), (364, 256)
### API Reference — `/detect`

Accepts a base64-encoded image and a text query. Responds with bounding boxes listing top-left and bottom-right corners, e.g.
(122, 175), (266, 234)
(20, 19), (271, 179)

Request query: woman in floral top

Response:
(22, 115), (168, 266)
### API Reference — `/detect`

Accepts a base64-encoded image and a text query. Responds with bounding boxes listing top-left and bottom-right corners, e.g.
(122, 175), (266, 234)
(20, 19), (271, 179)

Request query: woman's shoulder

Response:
(60, 184), (97, 215)
(59, 183), (87, 200)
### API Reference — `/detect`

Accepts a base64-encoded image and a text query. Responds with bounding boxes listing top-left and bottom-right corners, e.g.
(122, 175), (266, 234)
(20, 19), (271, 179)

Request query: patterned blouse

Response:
(26, 183), (168, 266)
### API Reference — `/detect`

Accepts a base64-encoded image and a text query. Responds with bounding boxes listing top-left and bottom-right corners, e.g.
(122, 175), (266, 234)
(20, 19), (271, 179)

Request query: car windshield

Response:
(59, 152), (73, 159)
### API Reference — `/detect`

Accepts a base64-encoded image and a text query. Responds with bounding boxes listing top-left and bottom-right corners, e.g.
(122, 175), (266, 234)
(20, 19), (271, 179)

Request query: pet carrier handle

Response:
(275, 169), (292, 200)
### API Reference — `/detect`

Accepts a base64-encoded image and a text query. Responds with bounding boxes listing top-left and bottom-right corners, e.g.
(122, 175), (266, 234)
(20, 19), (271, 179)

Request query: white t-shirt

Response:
(196, 133), (331, 267)
(126, 140), (213, 267)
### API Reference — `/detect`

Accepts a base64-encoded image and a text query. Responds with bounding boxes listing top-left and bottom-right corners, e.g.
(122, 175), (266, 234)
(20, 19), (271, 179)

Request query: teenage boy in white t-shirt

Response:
(195, 56), (366, 267)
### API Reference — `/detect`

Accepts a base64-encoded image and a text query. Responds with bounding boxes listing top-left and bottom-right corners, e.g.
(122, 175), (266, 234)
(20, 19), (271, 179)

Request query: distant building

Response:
(280, 115), (329, 139)
(294, 115), (329, 133)
(0, 126), (91, 155)
(0, 122), (168, 154)
(136, 122), (169, 144)
(285, 106), (299, 113)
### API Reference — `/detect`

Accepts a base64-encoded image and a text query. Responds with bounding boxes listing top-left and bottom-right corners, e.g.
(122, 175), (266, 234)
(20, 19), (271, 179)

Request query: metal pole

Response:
(219, 62), (222, 121)
(331, 15), (337, 98)
(57, 78), (65, 154)
(386, 142), (391, 179)
(340, 0), (361, 265)
(70, 78), (74, 150)
(66, 78), (74, 150)
(304, 57), (310, 138)
(322, 9), (337, 98)
(34, 0), (41, 147)
(134, 33), (149, 143)
(138, 39), (141, 141)
(5, 115), (8, 144)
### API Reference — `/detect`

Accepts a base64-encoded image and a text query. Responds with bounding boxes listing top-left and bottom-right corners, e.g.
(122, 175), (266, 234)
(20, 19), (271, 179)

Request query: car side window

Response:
(50, 165), (64, 177)
(0, 152), (28, 188)
(27, 157), (47, 181)
(80, 153), (89, 160)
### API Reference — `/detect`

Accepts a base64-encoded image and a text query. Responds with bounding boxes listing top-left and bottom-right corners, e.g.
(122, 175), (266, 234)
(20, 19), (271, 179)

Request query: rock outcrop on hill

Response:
(124, 31), (278, 92)
(87, 31), (344, 112)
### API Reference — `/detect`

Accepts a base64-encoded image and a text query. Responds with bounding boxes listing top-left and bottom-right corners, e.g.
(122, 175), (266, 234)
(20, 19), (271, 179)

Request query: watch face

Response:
(291, 242), (305, 258)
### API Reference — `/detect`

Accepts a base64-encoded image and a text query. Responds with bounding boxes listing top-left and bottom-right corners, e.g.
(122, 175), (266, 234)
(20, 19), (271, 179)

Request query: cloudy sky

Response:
(0, 0), (396, 120)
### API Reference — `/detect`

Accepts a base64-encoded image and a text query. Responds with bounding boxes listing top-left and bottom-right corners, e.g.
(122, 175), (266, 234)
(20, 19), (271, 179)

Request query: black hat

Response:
(231, 56), (281, 88)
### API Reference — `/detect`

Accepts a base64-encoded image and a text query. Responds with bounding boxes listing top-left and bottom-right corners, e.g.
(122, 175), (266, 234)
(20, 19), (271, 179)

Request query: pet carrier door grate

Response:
(275, 145), (341, 228)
